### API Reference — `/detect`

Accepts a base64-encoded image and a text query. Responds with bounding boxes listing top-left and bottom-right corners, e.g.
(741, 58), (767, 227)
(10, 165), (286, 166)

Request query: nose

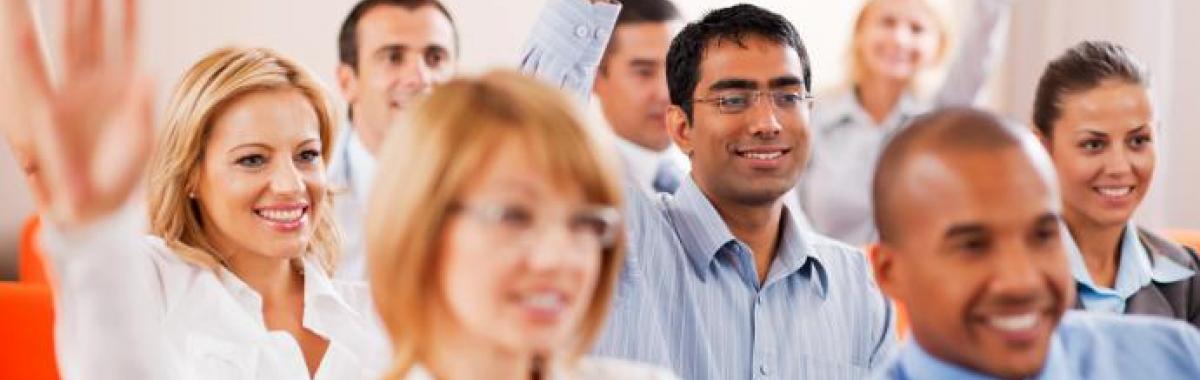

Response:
(269, 159), (306, 196)
(1101, 145), (1135, 178)
(747, 94), (783, 139)
(525, 222), (579, 272)
(399, 59), (434, 94)
(650, 77), (670, 105)
(988, 242), (1043, 300)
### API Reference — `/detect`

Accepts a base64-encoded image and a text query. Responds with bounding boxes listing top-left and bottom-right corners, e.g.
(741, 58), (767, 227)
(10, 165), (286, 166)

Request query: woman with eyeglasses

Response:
(365, 70), (677, 380)
(3, 1), (388, 378)
(1033, 41), (1199, 328)
(798, 0), (1012, 246)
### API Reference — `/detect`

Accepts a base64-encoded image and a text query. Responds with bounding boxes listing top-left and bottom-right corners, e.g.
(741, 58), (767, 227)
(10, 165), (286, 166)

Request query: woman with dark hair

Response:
(1033, 40), (1199, 328)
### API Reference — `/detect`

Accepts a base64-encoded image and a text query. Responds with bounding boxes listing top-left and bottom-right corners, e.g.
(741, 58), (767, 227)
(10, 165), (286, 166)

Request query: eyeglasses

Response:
(449, 201), (621, 250)
(691, 90), (814, 115)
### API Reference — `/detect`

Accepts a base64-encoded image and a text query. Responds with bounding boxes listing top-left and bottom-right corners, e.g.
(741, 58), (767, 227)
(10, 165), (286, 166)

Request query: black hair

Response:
(665, 4), (812, 122)
(599, 0), (683, 73)
(1032, 40), (1148, 137)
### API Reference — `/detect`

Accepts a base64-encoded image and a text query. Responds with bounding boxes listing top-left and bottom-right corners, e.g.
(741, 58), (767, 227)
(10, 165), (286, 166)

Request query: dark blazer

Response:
(1073, 227), (1200, 330)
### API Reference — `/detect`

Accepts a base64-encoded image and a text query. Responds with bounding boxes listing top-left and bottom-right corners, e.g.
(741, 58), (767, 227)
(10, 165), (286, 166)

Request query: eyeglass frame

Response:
(689, 89), (815, 115)
(447, 201), (622, 251)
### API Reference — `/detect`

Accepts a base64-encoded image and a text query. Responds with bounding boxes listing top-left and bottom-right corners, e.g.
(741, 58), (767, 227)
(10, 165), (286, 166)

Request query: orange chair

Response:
(19, 215), (50, 285)
(1163, 229), (1200, 252)
(0, 282), (59, 380)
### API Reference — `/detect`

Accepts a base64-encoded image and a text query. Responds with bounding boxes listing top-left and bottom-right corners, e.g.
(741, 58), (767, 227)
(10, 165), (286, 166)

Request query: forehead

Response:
(356, 5), (456, 52)
(1056, 81), (1153, 133)
(862, 0), (938, 23)
(464, 133), (585, 202)
(208, 89), (321, 148)
(695, 35), (804, 91)
(611, 21), (680, 57)
(897, 149), (1054, 239)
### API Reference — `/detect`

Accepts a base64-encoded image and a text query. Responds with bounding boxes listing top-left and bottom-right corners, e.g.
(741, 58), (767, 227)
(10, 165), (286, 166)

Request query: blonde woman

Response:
(4, 2), (386, 378)
(366, 70), (676, 380)
(799, 0), (1012, 245)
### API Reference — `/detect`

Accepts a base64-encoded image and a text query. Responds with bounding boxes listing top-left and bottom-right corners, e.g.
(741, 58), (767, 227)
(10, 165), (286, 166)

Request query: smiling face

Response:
(854, 0), (943, 83)
(436, 135), (606, 355)
(1045, 80), (1155, 230)
(876, 147), (1073, 378)
(667, 35), (811, 206)
(338, 4), (456, 155)
(194, 88), (326, 262)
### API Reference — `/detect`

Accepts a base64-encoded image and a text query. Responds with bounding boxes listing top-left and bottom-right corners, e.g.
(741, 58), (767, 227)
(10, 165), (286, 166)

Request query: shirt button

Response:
(575, 25), (589, 38)
(593, 28), (606, 39)
(759, 364), (770, 375)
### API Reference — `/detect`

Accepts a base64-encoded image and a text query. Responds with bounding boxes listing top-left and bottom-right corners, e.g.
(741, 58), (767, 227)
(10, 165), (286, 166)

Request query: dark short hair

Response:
(872, 107), (1027, 243)
(337, 0), (458, 72)
(1032, 40), (1148, 137)
(600, 0), (682, 72)
(665, 4), (812, 122)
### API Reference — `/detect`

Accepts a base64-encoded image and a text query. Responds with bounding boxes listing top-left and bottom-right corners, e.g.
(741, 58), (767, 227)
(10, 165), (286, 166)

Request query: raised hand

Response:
(2, 0), (155, 228)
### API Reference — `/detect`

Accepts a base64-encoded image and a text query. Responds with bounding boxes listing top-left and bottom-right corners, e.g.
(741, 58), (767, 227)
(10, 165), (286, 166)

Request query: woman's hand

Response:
(2, 0), (154, 228)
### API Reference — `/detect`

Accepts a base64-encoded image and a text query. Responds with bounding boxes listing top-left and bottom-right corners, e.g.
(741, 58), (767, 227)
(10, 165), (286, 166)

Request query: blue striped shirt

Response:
(595, 177), (896, 380)
(875, 311), (1200, 379)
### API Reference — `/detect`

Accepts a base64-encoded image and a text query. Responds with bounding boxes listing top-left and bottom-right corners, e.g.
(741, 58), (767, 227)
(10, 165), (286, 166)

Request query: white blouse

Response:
(42, 206), (390, 380)
(403, 357), (680, 380)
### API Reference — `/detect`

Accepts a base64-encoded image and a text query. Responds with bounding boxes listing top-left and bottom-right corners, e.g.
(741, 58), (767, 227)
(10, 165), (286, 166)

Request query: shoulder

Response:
(1137, 227), (1199, 270)
(329, 279), (374, 313)
(575, 357), (680, 380)
(1058, 311), (1200, 356)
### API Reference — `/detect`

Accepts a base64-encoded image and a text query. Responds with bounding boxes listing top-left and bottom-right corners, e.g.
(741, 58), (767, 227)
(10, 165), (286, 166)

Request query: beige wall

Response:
(2, 0), (1197, 279)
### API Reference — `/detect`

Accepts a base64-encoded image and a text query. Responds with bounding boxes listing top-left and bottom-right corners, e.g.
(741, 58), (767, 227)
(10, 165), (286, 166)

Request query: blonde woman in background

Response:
(2, 2), (387, 378)
(366, 70), (677, 380)
(799, 0), (1012, 245)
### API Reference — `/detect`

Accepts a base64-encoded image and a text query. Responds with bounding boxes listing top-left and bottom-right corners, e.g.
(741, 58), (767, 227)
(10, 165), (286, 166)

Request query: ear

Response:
(666, 105), (693, 157)
(337, 64), (359, 104)
(870, 242), (905, 302)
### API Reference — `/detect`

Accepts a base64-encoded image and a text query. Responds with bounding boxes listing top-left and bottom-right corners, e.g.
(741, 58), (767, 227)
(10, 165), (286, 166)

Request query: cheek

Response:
(1053, 151), (1099, 187)
(439, 224), (506, 317)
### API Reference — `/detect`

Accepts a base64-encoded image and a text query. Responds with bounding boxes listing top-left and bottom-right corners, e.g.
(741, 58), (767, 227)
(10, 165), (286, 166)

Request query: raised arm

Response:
(933, 0), (1013, 107)
(518, 0), (621, 100)
(1, 0), (167, 378)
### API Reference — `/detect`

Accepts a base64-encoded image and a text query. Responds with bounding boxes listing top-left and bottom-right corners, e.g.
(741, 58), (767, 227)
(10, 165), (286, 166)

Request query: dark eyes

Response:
(298, 149), (321, 163)
(236, 154), (266, 168)
(234, 149), (320, 169)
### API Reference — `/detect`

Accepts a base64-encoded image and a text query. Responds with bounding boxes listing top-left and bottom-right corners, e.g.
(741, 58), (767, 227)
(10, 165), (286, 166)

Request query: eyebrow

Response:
(227, 143), (271, 154)
(943, 223), (986, 239)
(628, 59), (659, 68)
(768, 76), (803, 89)
(1034, 212), (1061, 227)
(708, 79), (758, 92)
(295, 138), (321, 150)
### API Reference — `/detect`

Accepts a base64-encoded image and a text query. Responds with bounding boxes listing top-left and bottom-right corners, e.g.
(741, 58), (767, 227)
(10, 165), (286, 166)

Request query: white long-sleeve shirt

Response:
(42, 206), (390, 380)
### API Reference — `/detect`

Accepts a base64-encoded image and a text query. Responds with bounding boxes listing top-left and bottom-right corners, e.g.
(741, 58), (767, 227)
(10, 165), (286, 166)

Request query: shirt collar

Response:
(215, 256), (360, 332)
(344, 130), (378, 201)
(668, 176), (827, 292)
(1064, 222), (1191, 300)
(900, 334), (1072, 380)
(612, 133), (674, 190)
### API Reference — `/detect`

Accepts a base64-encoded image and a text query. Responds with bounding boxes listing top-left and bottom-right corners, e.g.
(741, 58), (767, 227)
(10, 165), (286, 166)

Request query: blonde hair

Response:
(366, 70), (625, 378)
(847, 0), (953, 93)
(147, 47), (341, 274)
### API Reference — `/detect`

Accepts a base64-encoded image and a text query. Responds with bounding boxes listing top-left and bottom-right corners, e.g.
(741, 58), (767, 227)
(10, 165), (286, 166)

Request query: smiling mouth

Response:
(254, 206), (309, 231)
(513, 289), (571, 324)
(735, 148), (791, 160)
(986, 312), (1040, 332)
(1094, 186), (1134, 198)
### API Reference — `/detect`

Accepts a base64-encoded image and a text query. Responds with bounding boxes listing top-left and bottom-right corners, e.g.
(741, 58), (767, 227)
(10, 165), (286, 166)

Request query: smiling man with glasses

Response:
(592, 4), (895, 380)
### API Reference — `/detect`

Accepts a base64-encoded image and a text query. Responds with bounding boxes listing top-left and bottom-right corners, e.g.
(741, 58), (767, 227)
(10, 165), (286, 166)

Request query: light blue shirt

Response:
(1064, 222), (1195, 313)
(594, 177), (895, 380)
(874, 311), (1200, 379)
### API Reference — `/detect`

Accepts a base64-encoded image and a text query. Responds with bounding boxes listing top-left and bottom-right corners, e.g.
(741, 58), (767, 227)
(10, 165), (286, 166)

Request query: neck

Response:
(1065, 215), (1125, 288)
(350, 116), (382, 158)
(855, 76), (908, 125)
(425, 312), (548, 380)
(707, 192), (785, 285)
(224, 250), (302, 303)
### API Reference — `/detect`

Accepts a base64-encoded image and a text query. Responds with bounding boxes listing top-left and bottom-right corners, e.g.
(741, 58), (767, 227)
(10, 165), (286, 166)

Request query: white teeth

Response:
(741, 151), (783, 160)
(1095, 186), (1133, 197)
(522, 292), (564, 311)
(988, 312), (1039, 332)
(257, 208), (304, 222)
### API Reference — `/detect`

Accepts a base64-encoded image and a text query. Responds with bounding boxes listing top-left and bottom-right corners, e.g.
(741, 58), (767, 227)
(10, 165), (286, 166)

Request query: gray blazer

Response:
(1073, 227), (1200, 330)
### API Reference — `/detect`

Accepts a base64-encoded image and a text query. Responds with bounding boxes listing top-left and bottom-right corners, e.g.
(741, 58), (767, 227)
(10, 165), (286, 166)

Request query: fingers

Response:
(64, 0), (105, 81)
(121, 0), (140, 66)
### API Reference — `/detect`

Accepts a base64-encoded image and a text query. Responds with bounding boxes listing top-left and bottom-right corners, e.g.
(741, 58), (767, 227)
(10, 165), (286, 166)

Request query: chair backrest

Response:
(1163, 229), (1200, 252)
(19, 215), (50, 285)
(0, 282), (59, 380)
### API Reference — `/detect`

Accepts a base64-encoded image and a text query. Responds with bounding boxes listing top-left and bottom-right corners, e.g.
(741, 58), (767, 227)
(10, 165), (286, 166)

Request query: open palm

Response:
(2, 0), (154, 227)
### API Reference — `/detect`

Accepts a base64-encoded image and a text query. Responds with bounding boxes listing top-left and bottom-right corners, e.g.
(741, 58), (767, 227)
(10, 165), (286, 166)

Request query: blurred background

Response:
(2, 0), (1198, 279)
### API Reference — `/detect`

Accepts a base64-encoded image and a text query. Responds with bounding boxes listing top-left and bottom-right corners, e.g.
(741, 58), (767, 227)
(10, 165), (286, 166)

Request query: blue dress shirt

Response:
(594, 177), (895, 380)
(875, 311), (1200, 379)
(1064, 222), (1195, 313)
